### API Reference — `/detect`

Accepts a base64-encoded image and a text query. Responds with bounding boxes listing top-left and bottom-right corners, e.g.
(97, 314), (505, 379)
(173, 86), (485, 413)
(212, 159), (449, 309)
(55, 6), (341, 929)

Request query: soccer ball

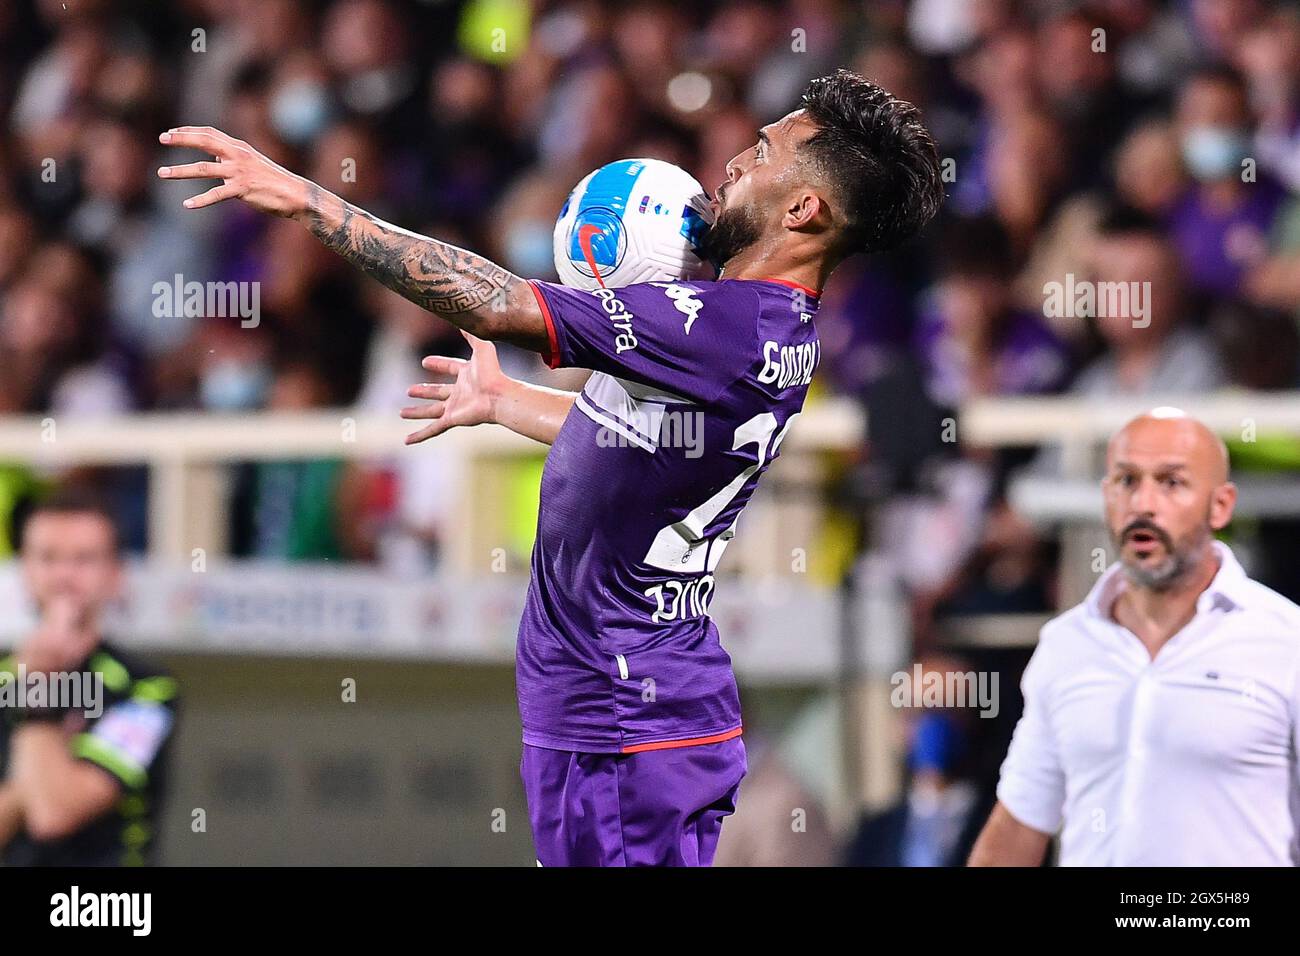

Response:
(553, 158), (716, 290)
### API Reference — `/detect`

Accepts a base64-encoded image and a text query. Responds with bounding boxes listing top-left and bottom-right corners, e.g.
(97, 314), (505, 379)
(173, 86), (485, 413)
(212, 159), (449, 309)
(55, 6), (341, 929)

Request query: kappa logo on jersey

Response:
(758, 339), (819, 389)
(649, 282), (704, 334)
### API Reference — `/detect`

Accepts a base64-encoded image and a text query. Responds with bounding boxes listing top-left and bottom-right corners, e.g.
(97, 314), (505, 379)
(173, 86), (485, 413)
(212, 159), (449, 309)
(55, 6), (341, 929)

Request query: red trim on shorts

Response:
(756, 277), (821, 298)
(620, 726), (743, 754)
(527, 280), (562, 369)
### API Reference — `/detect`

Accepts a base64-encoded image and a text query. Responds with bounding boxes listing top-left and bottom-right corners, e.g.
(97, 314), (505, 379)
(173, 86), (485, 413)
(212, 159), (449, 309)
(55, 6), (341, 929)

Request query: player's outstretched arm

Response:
(157, 126), (547, 353)
(402, 332), (576, 447)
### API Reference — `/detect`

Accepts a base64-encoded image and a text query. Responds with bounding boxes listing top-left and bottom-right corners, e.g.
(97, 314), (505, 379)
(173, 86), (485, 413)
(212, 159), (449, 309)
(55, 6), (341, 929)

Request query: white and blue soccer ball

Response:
(553, 158), (716, 290)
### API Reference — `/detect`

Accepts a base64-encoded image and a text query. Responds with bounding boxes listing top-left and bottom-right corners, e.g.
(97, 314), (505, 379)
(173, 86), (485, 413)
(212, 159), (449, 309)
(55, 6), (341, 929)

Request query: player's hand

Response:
(157, 126), (311, 218)
(402, 331), (509, 445)
(16, 596), (92, 674)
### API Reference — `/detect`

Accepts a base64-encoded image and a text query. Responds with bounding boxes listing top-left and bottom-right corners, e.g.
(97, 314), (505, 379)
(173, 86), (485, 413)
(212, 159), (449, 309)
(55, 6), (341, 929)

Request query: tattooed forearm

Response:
(300, 184), (546, 349)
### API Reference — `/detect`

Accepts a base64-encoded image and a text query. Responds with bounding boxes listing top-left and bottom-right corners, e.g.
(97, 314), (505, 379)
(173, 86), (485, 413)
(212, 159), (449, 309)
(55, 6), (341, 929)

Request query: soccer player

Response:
(159, 69), (943, 865)
(1, 491), (179, 866)
(970, 409), (1300, 866)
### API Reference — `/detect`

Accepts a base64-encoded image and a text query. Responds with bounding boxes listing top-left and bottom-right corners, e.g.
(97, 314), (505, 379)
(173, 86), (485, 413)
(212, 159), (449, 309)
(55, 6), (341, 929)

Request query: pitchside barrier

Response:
(4, 393), (1292, 587)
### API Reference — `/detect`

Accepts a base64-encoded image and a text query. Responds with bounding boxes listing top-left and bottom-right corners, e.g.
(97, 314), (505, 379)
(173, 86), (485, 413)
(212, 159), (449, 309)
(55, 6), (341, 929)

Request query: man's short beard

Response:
(1114, 521), (1213, 592)
(700, 202), (763, 268)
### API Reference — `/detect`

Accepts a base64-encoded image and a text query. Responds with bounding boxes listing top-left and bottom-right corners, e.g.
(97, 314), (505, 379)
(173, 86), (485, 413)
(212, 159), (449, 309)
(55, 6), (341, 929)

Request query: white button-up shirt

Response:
(997, 542), (1300, 865)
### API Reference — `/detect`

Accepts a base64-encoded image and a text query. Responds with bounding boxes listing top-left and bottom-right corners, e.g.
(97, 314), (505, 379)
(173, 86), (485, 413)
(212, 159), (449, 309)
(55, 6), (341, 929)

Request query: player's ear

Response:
(1209, 481), (1237, 531)
(782, 191), (822, 231)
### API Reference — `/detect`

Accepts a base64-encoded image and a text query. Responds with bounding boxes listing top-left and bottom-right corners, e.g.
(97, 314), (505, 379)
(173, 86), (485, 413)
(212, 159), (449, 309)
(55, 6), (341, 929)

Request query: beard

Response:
(1111, 516), (1212, 591)
(699, 200), (763, 268)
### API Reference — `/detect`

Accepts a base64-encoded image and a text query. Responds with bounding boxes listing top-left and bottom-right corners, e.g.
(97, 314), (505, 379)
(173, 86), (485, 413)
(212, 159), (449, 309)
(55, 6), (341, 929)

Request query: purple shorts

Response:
(520, 737), (747, 866)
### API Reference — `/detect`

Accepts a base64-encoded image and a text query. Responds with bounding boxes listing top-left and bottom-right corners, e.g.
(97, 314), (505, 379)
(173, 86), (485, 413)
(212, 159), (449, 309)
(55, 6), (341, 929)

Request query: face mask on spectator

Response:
(1181, 125), (1251, 181)
(200, 359), (272, 411)
(908, 711), (966, 777)
(504, 220), (557, 277)
(271, 80), (334, 145)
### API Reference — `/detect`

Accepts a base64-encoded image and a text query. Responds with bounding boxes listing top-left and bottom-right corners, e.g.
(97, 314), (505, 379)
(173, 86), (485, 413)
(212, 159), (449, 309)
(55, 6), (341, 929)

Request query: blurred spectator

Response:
(950, 28), (1039, 216)
(985, 110), (1071, 254)
(1114, 119), (1189, 217)
(178, 0), (314, 127)
(916, 216), (1069, 407)
(1, 264), (130, 416)
(0, 204), (35, 288)
(1211, 299), (1300, 389)
(711, 693), (837, 867)
(70, 113), (211, 357)
(815, 252), (920, 397)
(268, 53), (339, 154)
(194, 318), (274, 413)
(228, 356), (357, 561)
(320, 0), (420, 136)
(1035, 9), (1140, 194)
(1188, 0), (1269, 65)
(1073, 208), (1226, 397)
(420, 57), (527, 225)
(844, 655), (994, 867)
(1240, 8), (1300, 193)
(1101, 0), (1198, 98)
(1011, 118), (1189, 325)
(1245, 194), (1300, 313)
(1168, 66), (1286, 299)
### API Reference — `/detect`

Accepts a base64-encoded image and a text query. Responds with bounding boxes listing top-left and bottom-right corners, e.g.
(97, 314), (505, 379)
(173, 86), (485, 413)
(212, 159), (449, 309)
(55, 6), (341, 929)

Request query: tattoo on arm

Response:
(303, 185), (545, 348)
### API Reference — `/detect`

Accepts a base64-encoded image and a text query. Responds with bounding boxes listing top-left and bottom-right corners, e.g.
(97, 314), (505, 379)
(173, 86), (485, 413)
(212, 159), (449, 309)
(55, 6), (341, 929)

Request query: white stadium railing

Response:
(0, 400), (866, 566)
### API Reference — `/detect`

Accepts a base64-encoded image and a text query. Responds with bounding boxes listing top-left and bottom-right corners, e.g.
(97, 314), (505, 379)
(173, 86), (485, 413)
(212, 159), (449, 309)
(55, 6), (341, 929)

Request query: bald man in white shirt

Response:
(969, 408), (1300, 866)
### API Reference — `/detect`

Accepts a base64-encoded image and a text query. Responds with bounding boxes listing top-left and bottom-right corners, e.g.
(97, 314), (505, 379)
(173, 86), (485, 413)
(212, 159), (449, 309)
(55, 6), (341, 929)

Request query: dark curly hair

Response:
(799, 69), (944, 256)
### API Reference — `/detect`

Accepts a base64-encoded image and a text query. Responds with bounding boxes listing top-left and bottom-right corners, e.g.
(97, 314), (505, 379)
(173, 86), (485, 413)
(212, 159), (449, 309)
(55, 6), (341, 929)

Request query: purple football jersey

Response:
(517, 276), (821, 752)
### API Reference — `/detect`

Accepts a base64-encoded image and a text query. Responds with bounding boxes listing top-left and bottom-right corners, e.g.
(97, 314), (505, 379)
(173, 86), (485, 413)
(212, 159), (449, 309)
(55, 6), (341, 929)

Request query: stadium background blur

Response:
(1, 0), (1299, 865)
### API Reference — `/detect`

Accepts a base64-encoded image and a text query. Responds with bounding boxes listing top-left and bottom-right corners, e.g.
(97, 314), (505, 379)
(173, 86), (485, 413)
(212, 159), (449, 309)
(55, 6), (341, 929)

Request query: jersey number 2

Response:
(641, 411), (799, 574)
